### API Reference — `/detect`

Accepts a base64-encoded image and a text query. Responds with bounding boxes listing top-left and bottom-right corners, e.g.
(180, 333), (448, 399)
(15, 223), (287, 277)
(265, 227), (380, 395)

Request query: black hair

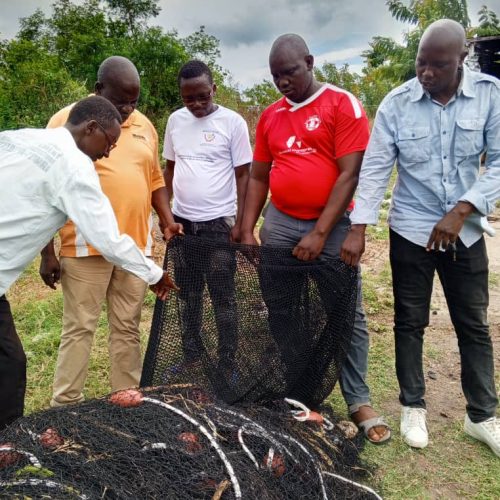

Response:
(67, 96), (123, 127)
(177, 60), (213, 86)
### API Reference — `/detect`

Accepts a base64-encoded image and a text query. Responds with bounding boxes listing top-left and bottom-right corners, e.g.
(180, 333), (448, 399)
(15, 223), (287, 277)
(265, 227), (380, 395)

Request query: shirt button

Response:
(443, 131), (446, 135)
(443, 156), (447, 159)
(444, 179), (447, 183)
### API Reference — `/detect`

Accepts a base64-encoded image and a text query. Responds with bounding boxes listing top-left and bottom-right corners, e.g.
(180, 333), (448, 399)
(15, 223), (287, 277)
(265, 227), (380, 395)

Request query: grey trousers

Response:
(260, 202), (371, 410)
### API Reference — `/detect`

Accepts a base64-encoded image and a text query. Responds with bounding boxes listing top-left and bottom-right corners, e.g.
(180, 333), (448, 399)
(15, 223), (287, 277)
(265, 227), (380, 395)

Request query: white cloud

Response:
(0, 0), (492, 90)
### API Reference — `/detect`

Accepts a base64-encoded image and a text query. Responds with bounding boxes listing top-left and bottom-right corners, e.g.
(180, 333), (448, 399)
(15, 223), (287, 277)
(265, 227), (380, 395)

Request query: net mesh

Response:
(141, 235), (358, 409)
(0, 237), (378, 499)
(0, 386), (379, 499)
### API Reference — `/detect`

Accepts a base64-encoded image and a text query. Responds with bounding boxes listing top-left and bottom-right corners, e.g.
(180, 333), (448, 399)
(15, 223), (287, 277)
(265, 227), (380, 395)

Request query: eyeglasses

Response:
(95, 121), (117, 152)
(181, 91), (213, 105)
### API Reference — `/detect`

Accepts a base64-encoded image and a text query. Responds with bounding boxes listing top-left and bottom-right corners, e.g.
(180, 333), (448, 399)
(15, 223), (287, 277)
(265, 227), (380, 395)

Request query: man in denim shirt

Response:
(341, 19), (499, 456)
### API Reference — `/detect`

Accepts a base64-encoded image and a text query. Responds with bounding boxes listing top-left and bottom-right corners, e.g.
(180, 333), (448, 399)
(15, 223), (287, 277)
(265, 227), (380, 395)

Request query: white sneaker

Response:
(464, 414), (500, 457)
(400, 406), (428, 448)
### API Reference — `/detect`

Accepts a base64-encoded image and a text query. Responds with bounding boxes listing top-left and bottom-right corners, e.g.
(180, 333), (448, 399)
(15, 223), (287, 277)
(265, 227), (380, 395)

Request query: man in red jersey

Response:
(240, 34), (391, 444)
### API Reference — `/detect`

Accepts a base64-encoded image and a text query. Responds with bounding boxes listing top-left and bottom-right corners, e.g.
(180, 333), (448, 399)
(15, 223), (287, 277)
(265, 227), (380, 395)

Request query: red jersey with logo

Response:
(253, 84), (370, 219)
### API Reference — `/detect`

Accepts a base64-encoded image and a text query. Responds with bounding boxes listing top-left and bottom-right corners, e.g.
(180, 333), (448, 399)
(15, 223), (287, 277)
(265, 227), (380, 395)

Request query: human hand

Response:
(240, 231), (259, 246)
(426, 209), (468, 251)
(230, 224), (241, 243)
(163, 222), (184, 242)
(39, 254), (61, 290)
(239, 231), (259, 265)
(149, 271), (179, 301)
(292, 230), (327, 261)
(340, 225), (366, 267)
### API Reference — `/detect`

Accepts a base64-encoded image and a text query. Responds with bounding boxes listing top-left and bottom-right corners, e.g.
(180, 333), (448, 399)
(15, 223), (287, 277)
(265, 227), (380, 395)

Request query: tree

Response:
(386, 0), (470, 28)
(471, 5), (500, 36)
(104, 0), (160, 34)
(243, 80), (281, 108)
(314, 62), (360, 96)
(362, 1), (473, 92)
(0, 39), (86, 129)
(181, 26), (221, 66)
(1, 0), (229, 130)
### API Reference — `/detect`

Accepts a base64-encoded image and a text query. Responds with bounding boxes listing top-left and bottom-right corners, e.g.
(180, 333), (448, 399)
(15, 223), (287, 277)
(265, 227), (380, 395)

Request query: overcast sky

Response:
(0, 0), (495, 89)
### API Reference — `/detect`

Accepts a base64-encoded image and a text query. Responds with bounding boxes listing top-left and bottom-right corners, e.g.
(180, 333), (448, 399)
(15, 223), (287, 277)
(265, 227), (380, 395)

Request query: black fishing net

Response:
(141, 235), (358, 409)
(0, 385), (380, 499)
(0, 236), (377, 499)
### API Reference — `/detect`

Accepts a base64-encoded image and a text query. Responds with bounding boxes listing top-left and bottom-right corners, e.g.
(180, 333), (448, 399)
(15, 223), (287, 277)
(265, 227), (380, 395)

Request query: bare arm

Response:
(293, 151), (364, 261)
(39, 239), (60, 289)
(239, 161), (272, 245)
(230, 163), (250, 242)
(151, 183), (183, 241)
(163, 159), (175, 202)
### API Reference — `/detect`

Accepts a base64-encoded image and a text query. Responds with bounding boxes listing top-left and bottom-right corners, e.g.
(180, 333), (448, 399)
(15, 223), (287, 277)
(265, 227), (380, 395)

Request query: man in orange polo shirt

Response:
(40, 56), (182, 406)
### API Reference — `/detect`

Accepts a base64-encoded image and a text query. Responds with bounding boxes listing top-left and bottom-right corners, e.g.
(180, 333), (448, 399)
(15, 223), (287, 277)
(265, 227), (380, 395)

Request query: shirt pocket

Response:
(396, 126), (431, 164)
(455, 119), (485, 157)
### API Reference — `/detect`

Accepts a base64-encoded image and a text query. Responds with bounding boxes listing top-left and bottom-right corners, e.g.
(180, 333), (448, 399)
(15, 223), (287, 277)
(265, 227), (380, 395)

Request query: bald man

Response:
(342, 19), (500, 455)
(40, 56), (182, 407)
(240, 34), (391, 444)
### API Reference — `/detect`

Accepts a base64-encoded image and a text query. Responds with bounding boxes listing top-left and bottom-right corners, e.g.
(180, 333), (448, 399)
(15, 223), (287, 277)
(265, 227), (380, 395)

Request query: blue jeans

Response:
(390, 230), (498, 423)
(259, 203), (371, 410)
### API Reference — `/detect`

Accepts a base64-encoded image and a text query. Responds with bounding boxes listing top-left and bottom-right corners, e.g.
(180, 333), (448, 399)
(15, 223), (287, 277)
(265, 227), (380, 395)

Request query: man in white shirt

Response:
(0, 95), (176, 430)
(163, 60), (252, 376)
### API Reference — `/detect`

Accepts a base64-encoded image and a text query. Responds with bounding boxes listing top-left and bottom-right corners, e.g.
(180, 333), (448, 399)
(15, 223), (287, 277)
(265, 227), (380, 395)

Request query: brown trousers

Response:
(51, 256), (148, 406)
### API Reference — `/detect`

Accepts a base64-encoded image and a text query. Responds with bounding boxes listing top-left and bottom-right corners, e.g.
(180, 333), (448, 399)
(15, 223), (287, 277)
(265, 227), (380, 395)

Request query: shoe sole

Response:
(464, 424), (500, 458)
(402, 436), (428, 449)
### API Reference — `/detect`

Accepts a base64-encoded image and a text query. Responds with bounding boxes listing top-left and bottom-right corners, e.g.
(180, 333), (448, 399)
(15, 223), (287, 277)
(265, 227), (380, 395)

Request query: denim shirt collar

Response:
(409, 66), (475, 103)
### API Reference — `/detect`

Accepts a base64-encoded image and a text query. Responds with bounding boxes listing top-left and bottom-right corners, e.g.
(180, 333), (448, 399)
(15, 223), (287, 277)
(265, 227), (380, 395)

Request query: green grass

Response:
(327, 222), (500, 498)
(9, 261), (156, 413)
(489, 271), (499, 288)
(7, 208), (500, 498)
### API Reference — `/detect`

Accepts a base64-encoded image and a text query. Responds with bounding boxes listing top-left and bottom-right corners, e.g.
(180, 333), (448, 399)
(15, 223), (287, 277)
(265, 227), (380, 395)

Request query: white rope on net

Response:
(143, 397), (242, 499)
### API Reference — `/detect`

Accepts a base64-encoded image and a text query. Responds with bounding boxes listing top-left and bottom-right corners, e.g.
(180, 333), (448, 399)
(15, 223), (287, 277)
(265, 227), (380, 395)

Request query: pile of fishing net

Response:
(141, 235), (358, 408)
(0, 385), (380, 499)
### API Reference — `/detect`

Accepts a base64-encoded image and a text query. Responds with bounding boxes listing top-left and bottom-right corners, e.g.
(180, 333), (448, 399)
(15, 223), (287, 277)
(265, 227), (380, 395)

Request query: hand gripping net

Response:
(0, 237), (380, 499)
(141, 235), (358, 408)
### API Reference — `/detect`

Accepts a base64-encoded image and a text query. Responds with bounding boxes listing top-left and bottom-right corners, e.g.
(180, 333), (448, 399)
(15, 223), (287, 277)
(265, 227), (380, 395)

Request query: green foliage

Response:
(104, 0), (161, 34)
(128, 27), (189, 119)
(360, 0), (479, 111)
(471, 4), (500, 36)
(0, 39), (86, 128)
(0, 0), (232, 131)
(181, 25), (221, 66)
(386, 0), (471, 28)
(243, 79), (281, 108)
(315, 62), (360, 95)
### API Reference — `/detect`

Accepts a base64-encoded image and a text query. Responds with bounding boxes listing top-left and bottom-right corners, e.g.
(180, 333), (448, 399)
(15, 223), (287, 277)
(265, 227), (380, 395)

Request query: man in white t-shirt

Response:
(163, 60), (252, 374)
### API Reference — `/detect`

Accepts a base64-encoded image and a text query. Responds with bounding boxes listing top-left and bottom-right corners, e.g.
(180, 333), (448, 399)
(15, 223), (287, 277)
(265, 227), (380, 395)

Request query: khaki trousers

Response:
(51, 256), (148, 406)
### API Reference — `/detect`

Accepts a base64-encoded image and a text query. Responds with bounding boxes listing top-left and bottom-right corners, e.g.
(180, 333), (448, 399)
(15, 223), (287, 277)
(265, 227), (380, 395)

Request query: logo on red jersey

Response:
(305, 115), (321, 131)
(283, 135), (314, 155)
(286, 135), (302, 149)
